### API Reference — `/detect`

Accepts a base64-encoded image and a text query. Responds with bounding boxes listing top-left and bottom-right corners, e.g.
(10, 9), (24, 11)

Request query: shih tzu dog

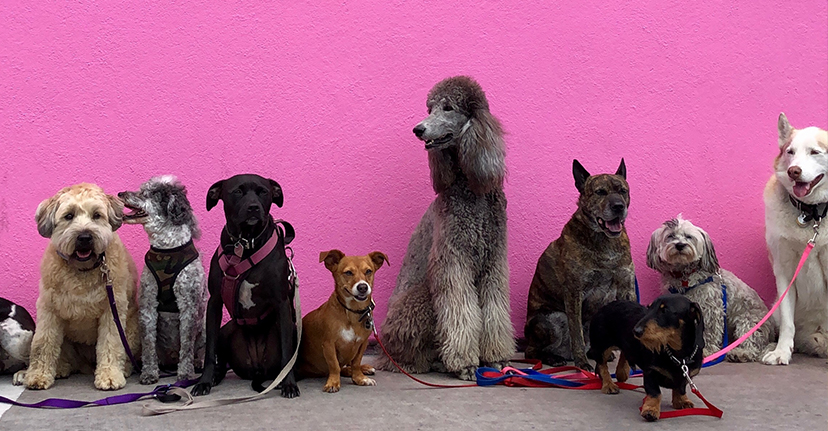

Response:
(646, 215), (776, 362)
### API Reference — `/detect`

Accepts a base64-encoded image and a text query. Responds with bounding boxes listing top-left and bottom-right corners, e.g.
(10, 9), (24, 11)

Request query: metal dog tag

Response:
(234, 243), (244, 258)
(797, 213), (810, 228)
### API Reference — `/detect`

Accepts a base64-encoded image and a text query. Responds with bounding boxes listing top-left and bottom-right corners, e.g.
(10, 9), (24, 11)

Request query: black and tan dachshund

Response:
(588, 294), (705, 422)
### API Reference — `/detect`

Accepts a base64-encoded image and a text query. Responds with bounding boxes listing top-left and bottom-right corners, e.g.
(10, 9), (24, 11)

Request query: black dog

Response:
(0, 298), (35, 376)
(191, 174), (300, 398)
(588, 294), (704, 422)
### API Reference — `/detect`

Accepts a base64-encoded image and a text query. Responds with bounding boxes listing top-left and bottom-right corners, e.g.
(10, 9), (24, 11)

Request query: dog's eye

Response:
(619, 188), (628, 195)
(92, 212), (102, 220)
(365, 269), (373, 276)
(666, 234), (675, 240)
(344, 270), (353, 276)
(443, 105), (453, 111)
(257, 189), (267, 196)
(786, 148), (794, 155)
(811, 149), (821, 155)
(232, 189), (243, 196)
(596, 189), (608, 196)
(64, 213), (74, 221)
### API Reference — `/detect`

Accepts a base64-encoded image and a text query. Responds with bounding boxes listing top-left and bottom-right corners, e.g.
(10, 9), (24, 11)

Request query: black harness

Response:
(144, 240), (200, 313)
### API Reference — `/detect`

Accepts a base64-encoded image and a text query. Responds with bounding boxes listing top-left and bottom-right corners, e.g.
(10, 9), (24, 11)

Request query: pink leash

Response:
(703, 228), (817, 364)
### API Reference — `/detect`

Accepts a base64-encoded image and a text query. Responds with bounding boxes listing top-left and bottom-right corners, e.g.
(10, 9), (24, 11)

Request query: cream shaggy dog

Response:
(647, 215), (776, 362)
(763, 113), (828, 365)
(23, 183), (140, 390)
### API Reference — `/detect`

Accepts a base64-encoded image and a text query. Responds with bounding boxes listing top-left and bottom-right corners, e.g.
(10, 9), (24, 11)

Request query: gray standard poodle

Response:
(647, 215), (777, 362)
(375, 76), (515, 380)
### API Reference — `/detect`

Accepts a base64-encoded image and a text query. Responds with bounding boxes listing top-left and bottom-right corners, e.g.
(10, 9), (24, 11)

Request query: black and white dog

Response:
(191, 174), (300, 398)
(0, 298), (35, 382)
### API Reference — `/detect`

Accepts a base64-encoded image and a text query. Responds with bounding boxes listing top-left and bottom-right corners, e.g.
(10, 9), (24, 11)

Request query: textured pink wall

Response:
(1, 1), (826, 338)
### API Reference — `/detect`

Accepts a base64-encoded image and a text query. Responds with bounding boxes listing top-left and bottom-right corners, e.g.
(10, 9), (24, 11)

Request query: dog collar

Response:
(789, 195), (828, 226)
(56, 250), (105, 272)
(336, 296), (375, 330)
(667, 275), (714, 294)
(224, 218), (272, 257)
(666, 343), (700, 372)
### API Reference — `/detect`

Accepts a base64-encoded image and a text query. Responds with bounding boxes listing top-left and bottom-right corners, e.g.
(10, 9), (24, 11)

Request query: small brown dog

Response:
(298, 250), (388, 392)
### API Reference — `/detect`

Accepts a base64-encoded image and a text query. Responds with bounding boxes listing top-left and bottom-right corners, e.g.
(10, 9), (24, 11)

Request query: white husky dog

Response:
(763, 113), (828, 365)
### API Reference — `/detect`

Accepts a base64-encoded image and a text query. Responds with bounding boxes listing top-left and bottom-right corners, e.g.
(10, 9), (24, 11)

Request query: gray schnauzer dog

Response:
(525, 159), (635, 371)
(119, 176), (206, 383)
(376, 76), (515, 380)
(647, 215), (777, 362)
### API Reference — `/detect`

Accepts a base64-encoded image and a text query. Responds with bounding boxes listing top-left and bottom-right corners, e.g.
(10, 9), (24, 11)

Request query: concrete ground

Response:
(0, 354), (824, 431)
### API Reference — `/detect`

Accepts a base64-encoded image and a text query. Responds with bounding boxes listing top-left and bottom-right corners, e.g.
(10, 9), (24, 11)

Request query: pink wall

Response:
(1, 1), (826, 338)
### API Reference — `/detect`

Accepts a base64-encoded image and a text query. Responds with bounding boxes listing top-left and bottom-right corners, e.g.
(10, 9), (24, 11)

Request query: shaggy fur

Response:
(120, 175), (206, 384)
(525, 159), (635, 371)
(0, 298), (35, 380)
(23, 183), (140, 390)
(647, 215), (777, 362)
(763, 113), (828, 365)
(375, 76), (515, 380)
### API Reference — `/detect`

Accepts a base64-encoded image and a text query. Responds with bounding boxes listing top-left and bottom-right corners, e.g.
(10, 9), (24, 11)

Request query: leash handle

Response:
(703, 241), (814, 364)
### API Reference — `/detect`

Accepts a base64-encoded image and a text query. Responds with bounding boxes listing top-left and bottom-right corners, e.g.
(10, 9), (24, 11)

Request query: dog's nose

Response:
(788, 166), (802, 180)
(247, 204), (261, 213)
(611, 203), (625, 214)
(633, 326), (644, 338)
(675, 243), (687, 251)
(117, 192), (126, 199)
(356, 282), (369, 294)
(77, 232), (93, 246)
(413, 124), (426, 138)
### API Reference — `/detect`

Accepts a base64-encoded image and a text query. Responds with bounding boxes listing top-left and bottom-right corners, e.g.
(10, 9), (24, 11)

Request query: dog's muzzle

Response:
(352, 282), (371, 301)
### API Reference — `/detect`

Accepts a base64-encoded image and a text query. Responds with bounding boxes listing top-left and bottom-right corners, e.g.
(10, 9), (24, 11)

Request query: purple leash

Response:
(101, 256), (141, 374)
(0, 379), (199, 408)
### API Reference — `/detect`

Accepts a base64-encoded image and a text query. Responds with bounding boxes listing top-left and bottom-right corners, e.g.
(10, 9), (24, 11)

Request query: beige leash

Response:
(142, 271), (302, 415)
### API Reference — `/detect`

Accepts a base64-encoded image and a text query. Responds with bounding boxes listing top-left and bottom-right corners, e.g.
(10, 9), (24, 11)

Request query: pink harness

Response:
(217, 227), (281, 325)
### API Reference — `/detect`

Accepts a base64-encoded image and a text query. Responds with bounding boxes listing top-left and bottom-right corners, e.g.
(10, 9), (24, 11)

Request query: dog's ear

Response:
(572, 159), (590, 193)
(698, 227), (720, 273)
(646, 226), (666, 272)
(206, 180), (223, 211)
(368, 251), (390, 270)
(269, 179), (284, 208)
(319, 249), (345, 271)
(35, 195), (60, 238)
(457, 107), (506, 195)
(689, 301), (705, 351)
(778, 112), (794, 147)
(106, 194), (124, 232)
(166, 187), (196, 231)
(615, 158), (626, 179)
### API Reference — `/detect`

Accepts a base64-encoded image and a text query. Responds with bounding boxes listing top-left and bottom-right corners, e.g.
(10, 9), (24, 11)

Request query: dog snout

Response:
(633, 325), (644, 338)
(611, 202), (625, 214)
(117, 191), (126, 199)
(787, 166), (802, 180)
(76, 232), (94, 247)
(675, 243), (687, 251)
(247, 203), (262, 214)
(356, 282), (369, 294)
(413, 124), (426, 138)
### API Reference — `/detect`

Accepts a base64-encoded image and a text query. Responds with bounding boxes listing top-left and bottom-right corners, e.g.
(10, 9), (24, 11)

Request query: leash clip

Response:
(810, 219), (821, 244)
(680, 363), (698, 391)
(99, 255), (113, 285)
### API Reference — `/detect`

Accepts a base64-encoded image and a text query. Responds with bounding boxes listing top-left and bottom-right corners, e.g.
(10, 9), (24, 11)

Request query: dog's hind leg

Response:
(524, 312), (571, 366)
(478, 252), (516, 369)
(374, 286), (437, 374)
(615, 352), (630, 383)
(596, 348), (619, 394)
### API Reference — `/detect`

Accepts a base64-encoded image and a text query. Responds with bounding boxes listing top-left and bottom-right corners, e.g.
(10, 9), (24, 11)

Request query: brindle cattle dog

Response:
(525, 159), (635, 371)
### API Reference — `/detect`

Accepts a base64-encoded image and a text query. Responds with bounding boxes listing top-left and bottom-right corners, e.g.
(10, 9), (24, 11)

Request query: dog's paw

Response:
(726, 347), (756, 363)
(281, 382), (300, 398)
(762, 348), (792, 365)
(360, 364), (376, 375)
(24, 370), (54, 390)
(191, 381), (212, 396)
(94, 368), (127, 390)
(140, 371), (160, 385)
(354, 376), (376, 386)
(672, 394), (695, 410)
(482, 360), (509, 371)
(601, 382), (620, 395)
(575, 360), (594, 373)
(456, 366), (477, 381)
(12, 370), (26, 386)
(323, 378), (341, 393)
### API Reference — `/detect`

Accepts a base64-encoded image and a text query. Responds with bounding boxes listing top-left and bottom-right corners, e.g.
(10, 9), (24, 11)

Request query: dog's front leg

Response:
(191, 294), (223, 396)
(429, 257), (481, 380)
(564, 290), (591, 371)
(478, 250), (515, 369)
(763, 259), (797, 365)
(275, 297), (300, 398)
(349, 341), (375, 387)
(95, 294), (129, 390)
(175, 288), (199, 382)
(640, 371), (662, 421)
(321, 340), (341, 393)
(139, 276), (160, 384)
(25, 304), (64, 390)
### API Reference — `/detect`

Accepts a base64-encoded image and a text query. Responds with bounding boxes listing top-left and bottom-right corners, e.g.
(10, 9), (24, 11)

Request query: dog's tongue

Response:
(606, 219), (623, 233)
(794, 181), (812, 198)
(76, 250), (92, 259)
